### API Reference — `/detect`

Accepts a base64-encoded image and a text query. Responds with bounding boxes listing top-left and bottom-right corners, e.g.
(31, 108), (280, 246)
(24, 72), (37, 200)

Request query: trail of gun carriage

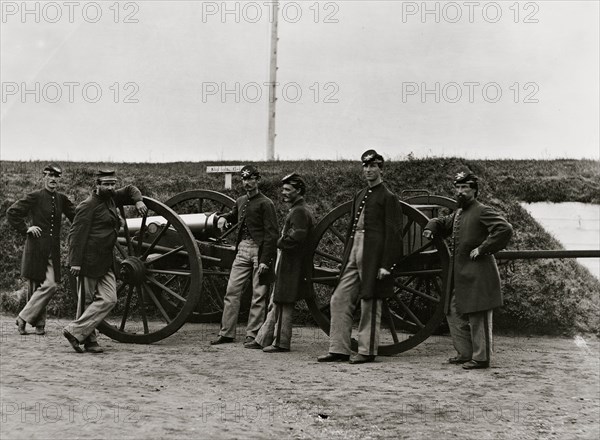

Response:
(1, 158), (599, 440)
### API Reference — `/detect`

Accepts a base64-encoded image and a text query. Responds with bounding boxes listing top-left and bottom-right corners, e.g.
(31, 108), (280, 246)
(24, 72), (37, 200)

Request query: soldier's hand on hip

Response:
(470, 248), (480, 260)
(70, 266), (81, 276)
(422, 230), (433, 239)
(257, 263), (269, 275)
(377, 268), (391, 279)
(135, 201), (148, 216)
(27, 226), (42, 238)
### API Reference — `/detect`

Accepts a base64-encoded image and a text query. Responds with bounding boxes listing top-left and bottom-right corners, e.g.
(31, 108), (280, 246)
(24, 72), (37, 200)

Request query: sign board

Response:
(206, 165), (244, 189)
(206, 165), (244, 173)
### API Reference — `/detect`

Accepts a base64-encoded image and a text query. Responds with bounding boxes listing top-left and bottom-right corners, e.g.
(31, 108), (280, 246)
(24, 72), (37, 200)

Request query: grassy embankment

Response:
(1, 158), (598, 334)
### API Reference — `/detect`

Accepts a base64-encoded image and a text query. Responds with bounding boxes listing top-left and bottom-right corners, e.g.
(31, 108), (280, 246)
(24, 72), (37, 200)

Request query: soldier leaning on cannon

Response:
(211, 165), (279, 346)
(423, 172), (513, 369)
(63, 170), (147, 354)
(7, 163), (76, 336)
(318, 150), (403, 364)
(245, 173), (316, 352)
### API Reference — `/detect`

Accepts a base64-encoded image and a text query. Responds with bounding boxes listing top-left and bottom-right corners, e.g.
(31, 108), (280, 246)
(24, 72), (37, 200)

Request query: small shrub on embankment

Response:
(1, 159), (598, 334)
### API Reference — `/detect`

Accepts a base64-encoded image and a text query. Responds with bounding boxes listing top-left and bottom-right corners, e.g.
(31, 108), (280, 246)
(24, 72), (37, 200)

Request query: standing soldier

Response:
(63, 170), (147, 353)
(318, 150), (402, 364)
(211, 165), (279, 346)
(422, 172), (513, 369)
(246, 173), (315, 352)
(7, 163), (75, 335)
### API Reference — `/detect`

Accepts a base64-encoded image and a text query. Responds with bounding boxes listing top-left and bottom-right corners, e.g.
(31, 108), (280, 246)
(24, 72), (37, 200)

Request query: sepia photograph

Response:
(1, 1), (599, 439)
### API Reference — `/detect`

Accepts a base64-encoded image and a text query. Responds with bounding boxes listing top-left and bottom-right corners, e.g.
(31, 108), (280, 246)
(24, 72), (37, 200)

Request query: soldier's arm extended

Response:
(277, 209), (310, 250)
(114, 185), (147, 215)
(476, 206), (513, 255)
(62, 194), (77, 223)
(423, 213), (455, 239)
(6, 192), (37, 236)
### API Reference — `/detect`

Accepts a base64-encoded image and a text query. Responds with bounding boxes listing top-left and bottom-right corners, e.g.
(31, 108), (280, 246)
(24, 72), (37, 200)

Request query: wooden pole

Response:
(266, 1), (279, 161)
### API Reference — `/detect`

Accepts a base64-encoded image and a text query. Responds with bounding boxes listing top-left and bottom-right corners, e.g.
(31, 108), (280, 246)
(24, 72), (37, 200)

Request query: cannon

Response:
(89, 189), (599, 353)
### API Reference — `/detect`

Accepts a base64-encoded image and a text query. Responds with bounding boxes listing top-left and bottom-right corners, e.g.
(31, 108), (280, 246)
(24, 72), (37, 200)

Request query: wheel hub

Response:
(119, 257), (146, 284)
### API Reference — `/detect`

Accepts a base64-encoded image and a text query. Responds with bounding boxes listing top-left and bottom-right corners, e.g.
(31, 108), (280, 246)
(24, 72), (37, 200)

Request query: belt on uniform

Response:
(354, 229), (365, 233)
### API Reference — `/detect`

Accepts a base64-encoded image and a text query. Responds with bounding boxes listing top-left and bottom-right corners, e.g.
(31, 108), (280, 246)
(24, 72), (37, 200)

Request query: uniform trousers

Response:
(64, 270), (117, 344)
(446, 293), (493, 362)
(19, 259), (56, 327)
(219, 239), (269, 339)
(328, 231), (382, 356)
(255, 291), (294, 349)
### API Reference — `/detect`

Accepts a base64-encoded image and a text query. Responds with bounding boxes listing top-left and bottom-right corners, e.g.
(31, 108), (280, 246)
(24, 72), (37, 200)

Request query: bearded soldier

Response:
(423, 172), (513, 369)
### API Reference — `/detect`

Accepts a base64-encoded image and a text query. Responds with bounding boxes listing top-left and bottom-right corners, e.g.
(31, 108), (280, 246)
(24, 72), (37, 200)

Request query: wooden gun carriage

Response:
(88, 189), (599, 354)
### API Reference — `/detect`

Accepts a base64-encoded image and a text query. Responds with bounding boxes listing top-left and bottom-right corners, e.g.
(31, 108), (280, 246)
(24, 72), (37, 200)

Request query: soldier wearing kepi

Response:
(423, 172), (513, 369)
(63, 170), (147, 353)
(318, 150), (402, 364)
(211, 165), (279, 346)
(246, 173), (315, 352)
(7, 163), (76, 335)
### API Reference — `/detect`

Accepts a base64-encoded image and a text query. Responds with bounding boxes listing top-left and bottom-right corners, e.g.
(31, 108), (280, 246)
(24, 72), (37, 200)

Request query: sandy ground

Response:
(1, 314), (598, 440)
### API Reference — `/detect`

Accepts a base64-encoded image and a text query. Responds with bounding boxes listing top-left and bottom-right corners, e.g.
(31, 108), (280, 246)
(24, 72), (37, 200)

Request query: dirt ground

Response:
(1, 314), (598, 440)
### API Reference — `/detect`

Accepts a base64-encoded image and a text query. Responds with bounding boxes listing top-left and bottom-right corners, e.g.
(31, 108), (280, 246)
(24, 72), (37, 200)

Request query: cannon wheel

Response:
(164, 190), (249, 323)
(305, 200), (450, 355)
(95, 197), (203, 343)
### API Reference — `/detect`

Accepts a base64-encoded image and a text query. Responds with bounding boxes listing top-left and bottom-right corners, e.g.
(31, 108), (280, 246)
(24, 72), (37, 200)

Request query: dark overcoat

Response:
(7, 189), (75, 282)
(68, 186), (142, 278)
(223, 192), (279, 283)
(273, 198), (315, 304)
(340, 182), (402, 300)
(425, 199), (513, 314)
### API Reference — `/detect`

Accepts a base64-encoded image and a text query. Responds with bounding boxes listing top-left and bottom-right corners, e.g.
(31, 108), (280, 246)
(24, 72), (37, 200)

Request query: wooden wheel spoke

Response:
(119, 284), (134, 331)
(119, 206), (135, 255)
(401, 217), (415, 238)
(395, 298), (425, 328)
(382, 301), (399, 343)
(398, 241), (435, 264)
(136, 212), (148, 255)
(141, 221), (171, 260)
(197, 199), (204, 213)
(137, 285), (149, 334)
(146, 245), (185, 265)
(143, 284), (172, 323)
(395, 279), (440, 303)
(147, 269), (191, 277)
(204, 276), (225, 308)
(115, 242), (127, 258)
(328, 226), (346, 244)
(146, 275), (187, 303)
(315, 249), (342, 264)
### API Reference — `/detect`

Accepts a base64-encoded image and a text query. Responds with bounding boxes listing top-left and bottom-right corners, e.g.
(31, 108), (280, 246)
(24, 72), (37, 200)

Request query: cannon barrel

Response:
(124, 212), (226, 238)
(496, 249), (600, 260)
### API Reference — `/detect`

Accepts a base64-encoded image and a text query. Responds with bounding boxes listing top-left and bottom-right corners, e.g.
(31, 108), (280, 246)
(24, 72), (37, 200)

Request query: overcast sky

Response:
(1, 0), (599, 162)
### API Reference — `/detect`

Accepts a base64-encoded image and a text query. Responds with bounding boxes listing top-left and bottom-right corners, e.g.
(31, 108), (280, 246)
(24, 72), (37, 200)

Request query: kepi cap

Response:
(43, 163), (62, 176)
(240, 165), (260, 179)
(361, 149), (384, 166)
(96, 169), (118, 183)
(281, 172), (306, 195)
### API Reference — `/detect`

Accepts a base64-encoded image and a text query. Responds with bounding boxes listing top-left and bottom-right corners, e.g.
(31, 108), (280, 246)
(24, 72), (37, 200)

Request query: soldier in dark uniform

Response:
(423, 172), (513, 369)
(246, 173), (315, 352)
(318, 150), (402, 364)
(211, 165), (279, 346)
(63, 170), (147, 353)
(7, 163), (76, 335)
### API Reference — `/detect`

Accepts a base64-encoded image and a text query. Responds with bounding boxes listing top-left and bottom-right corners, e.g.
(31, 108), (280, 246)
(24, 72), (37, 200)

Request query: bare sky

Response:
(1, 0), (599, 162)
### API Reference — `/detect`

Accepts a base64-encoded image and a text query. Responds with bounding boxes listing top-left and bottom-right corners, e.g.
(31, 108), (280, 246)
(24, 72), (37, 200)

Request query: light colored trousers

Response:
(64, 270), (117, 344)
(19, 259), (57, 327)
(219, 239), (269, 339)
(255, 292), (294, 349)
(446, 294), (493, 362)
(329, 231), (382, 356)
